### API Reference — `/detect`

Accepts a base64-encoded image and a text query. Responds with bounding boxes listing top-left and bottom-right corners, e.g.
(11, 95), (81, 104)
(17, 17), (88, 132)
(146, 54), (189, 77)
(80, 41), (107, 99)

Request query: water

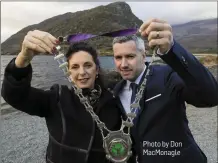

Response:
(1, 55), (115, 89)
(1, 55), (151, 111)
(1, 55), (152, 88)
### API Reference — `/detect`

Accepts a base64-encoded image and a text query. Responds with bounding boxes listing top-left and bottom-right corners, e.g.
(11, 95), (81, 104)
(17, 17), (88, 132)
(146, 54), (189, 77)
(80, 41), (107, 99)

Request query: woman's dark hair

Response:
(65, 42), (105, 88)
(65, 42), (100, 68)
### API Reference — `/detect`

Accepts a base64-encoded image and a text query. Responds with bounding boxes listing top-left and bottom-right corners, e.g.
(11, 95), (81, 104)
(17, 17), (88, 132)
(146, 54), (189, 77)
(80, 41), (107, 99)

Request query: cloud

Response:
(1, 3), (99, 31)
(1, 2), (110, 42)
(128, 2), (217, 24)
(1, 2), (217, 42)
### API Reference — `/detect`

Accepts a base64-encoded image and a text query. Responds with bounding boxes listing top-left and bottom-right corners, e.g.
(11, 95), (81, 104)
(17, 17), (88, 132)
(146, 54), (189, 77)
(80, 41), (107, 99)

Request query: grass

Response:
(98, 48), (113, 56)
(193, 53), (217, 56)
(198, 55), (218, 67)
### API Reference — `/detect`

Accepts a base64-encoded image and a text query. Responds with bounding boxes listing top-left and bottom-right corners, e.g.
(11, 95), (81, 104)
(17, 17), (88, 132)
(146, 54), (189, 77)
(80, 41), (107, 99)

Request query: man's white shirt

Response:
(119, 65), (147, 114)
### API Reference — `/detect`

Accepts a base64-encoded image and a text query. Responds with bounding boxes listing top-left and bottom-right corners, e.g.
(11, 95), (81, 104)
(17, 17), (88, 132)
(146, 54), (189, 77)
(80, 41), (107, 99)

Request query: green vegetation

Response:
(198, 55), (218, 67)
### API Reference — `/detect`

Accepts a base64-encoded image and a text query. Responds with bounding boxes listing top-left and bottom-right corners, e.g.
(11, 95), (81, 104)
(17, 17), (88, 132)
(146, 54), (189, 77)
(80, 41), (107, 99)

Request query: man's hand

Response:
(139, 18), (173, 54)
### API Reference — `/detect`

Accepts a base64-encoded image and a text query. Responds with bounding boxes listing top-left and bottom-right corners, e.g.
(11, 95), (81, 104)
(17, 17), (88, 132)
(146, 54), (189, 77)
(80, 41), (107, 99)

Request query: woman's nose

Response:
(79, 67), (86, 75)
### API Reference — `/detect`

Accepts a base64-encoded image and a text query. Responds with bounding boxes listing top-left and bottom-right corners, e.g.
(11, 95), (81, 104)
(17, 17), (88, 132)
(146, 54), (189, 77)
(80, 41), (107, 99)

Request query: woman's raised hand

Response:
(15, 30), (59, 68)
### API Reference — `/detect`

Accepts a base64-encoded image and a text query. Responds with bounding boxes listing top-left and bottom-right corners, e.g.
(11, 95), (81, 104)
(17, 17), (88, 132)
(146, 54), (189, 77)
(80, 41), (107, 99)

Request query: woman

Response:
(1, 30), (136, 163)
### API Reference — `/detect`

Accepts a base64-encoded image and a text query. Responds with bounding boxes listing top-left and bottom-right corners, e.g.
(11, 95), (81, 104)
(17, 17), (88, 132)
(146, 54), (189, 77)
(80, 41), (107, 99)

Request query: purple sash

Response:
(66, 28), (139, 43)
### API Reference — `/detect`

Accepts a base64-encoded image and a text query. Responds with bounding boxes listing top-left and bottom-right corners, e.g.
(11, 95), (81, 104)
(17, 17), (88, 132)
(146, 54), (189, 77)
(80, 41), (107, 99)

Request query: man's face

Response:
(113, 40), (146, 81)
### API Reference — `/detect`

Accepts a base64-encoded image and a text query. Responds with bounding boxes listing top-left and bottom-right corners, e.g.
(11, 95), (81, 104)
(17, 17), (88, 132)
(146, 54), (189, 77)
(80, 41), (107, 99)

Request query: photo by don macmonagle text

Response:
(143, 141), (183, 148)
(142, 141), (182, 157)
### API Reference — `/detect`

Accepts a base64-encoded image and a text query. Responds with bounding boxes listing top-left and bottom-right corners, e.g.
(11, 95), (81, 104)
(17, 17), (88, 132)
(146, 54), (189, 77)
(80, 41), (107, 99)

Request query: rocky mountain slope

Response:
(172, 18), (217, 53)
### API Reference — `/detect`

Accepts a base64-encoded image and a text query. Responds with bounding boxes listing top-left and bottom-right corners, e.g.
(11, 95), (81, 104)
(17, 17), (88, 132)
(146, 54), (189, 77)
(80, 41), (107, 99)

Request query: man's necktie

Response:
(130, 83), (139, 123)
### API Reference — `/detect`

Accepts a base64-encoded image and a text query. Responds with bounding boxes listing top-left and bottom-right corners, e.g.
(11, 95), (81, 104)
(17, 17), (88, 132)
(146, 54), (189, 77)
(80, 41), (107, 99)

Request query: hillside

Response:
(172, 18), (217, 53)
(1, 2), (217, 55)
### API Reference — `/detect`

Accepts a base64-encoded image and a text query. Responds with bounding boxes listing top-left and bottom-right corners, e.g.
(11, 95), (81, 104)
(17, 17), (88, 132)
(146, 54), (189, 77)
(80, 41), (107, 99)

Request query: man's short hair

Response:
(112, 35), (145, 53)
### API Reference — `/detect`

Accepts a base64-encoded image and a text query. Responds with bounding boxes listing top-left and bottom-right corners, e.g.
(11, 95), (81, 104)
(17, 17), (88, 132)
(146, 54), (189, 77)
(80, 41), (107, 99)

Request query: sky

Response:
(1, 2), (217, 42)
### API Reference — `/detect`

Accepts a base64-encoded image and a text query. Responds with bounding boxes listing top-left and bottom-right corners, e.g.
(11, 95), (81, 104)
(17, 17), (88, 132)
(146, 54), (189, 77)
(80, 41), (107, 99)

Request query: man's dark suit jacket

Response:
(113, 41), (218, 163)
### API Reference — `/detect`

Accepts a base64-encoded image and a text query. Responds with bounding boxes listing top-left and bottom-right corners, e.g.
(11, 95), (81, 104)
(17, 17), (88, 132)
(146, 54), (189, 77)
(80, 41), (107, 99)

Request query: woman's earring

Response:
(96, 74), (98, 78)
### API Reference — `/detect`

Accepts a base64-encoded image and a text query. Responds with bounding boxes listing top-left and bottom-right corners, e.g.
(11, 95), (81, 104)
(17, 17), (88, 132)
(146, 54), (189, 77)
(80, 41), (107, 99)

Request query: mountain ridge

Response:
(1, 2), (217, 55)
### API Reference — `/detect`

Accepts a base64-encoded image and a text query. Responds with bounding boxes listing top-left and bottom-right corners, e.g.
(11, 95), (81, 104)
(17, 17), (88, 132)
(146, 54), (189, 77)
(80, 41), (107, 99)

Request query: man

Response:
(112, 18), (218, 163)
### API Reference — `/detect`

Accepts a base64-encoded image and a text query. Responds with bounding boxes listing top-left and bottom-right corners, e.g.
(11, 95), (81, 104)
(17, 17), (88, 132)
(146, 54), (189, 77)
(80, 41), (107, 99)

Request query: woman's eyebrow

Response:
(85, 61), (91, 63)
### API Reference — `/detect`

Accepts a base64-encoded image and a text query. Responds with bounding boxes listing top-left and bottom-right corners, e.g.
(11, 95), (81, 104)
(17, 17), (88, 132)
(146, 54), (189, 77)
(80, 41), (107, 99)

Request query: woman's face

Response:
(68, 51), (98, 89)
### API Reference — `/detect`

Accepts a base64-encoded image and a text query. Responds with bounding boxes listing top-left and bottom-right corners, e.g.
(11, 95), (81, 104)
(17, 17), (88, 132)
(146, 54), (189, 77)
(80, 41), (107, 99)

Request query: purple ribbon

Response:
(67, 28), (139, 43)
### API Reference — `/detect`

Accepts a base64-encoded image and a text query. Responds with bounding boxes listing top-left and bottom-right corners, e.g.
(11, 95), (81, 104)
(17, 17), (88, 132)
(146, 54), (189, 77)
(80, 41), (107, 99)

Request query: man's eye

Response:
(115, 57), (121, 60)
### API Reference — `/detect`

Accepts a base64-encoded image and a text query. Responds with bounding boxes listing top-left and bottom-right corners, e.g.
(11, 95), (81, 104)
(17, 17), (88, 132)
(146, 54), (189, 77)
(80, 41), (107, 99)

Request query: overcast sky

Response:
(1, 2), (217, 42)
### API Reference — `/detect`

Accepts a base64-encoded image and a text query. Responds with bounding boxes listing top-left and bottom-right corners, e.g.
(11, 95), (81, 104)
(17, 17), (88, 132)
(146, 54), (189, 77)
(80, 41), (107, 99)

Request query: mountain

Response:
(1, 2), (142, 55)
(1, 2), (217, 55)
(172, 18), (217, 53)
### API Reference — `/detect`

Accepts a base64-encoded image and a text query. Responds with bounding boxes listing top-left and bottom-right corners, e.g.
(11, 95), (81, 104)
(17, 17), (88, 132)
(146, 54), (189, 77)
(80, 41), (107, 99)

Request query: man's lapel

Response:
(113, 80), (128, 119)
(136, 72), (154, 137)
(137, 64), (167, 138)
(134, 63), (153, 125)
(113, 79), (126, 97)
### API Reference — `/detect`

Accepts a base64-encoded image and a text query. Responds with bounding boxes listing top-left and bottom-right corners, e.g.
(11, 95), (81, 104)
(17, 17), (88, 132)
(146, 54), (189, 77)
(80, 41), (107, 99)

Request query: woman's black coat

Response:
(1, 58), (136, 163)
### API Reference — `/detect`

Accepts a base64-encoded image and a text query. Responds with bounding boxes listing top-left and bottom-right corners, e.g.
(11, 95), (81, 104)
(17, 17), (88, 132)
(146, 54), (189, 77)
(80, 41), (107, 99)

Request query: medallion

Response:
(103, 130), (132, 163)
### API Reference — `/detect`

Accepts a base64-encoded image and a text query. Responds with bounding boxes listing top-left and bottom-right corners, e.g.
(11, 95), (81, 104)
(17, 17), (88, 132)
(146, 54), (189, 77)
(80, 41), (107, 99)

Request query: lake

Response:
(1, 55), (151, 111)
